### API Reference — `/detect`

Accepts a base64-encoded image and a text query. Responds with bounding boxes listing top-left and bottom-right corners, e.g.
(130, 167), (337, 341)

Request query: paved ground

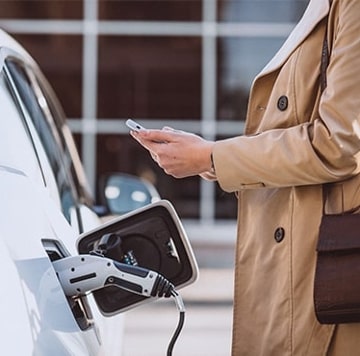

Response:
(122, 268), (234, 356)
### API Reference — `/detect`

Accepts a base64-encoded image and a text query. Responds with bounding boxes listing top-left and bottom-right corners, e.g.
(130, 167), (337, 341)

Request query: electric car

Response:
(0, 28), (197, 355)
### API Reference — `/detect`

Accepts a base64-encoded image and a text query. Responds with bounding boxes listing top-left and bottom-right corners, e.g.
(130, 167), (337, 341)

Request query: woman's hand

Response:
(130, 127), (215, 179)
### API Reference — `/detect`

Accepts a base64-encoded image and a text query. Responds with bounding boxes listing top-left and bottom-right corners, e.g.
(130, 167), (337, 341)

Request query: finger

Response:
(162, 126), (175, 131)
(150, 151), (159, 163)
(134, 129), (176, 144)
(130, 130), (155, 150)
(130, 130), (147, 146)
(163, 126), (184, 133)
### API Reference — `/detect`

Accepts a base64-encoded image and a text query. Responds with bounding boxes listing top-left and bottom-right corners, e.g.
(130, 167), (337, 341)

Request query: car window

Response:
(0, 70), (46, 186)
(5, 59), (78, 224)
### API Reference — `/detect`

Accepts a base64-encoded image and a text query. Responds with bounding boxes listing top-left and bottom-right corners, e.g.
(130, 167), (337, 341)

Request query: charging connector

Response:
(53, 254), (185, 355)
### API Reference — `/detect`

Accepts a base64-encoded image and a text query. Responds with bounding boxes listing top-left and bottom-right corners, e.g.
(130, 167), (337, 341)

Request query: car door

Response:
(5, 53), (98, 233)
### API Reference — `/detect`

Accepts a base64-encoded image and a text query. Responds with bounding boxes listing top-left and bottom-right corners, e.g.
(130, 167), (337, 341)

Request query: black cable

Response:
(167, 310), (185, 356)
(167, 289), (186, 356)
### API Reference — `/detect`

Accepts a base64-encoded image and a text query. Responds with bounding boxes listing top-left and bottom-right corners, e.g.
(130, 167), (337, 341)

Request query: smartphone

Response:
(126, 119), (165, 143)
(126, 119), (146, 132)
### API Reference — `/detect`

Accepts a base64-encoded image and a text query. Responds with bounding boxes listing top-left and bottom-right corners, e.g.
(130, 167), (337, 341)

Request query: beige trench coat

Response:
(212, 0), (360, 354)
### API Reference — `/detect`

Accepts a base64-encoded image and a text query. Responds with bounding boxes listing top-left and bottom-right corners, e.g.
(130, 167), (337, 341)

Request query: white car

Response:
(0, 28), (197, 355)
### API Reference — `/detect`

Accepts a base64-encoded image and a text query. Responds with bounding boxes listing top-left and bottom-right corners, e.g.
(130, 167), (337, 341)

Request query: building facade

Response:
(0, 0), (309, 226)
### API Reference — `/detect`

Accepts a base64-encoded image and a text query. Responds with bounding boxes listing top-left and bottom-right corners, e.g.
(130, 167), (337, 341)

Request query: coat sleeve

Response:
(213, 0), (360, 193)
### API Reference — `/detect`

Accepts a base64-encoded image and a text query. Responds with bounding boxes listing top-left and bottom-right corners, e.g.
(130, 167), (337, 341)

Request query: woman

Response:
(131, 0), (360, 354)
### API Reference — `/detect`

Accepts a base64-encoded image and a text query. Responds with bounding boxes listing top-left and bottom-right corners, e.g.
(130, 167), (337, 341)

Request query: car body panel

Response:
(0, 29), (125, 355)
(0, 165), (127, 355)
(0, 167), (96, 355)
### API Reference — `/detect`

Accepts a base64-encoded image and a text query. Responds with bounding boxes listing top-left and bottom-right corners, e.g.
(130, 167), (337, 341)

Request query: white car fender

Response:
(0, 167), (98, 355)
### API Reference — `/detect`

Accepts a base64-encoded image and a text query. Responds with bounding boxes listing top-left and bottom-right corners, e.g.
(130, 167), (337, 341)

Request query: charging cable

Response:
(53, 254), (186, 355)
(167, 289), (186, 356)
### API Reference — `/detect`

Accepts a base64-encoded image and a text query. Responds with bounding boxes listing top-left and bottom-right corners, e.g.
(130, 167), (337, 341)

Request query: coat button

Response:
(277, 96), (288, 111)
(274, 227), (285, 243)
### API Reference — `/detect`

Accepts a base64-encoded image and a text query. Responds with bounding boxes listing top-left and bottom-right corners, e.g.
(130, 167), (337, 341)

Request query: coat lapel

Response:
(256, 0), (330, 78)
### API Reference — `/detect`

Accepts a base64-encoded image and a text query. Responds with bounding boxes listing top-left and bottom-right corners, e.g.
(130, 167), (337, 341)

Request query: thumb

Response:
(137, 129), (176, 143)
(162, 126), (175, 131)
(163, 126), (185, 134)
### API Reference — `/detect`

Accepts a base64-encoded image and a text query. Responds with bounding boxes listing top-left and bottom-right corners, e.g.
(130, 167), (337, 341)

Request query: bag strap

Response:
(320, 0), (332, 92)
(320, 23), (329, 92)
(321, 0), (332, 214)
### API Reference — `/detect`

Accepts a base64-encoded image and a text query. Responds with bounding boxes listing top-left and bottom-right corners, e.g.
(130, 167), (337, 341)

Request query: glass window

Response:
(99, 0), (202, 21)
(170, 176), (200, 219)
(6, 59), (79, 223)
(0, 70), (46, 185)
(213, 135), (237, 219)
(0, 0), (313, 222)
(0, 0), (83, 19)
(96, 134), (160, 197)
(218, 0), (309, 23)
(96, 134), (200, 219)
(11, 34), (83, 118)
(215, 185), (237, 219)
(217, 37), (285, 121)
(97, 36), (201, 120)
(73, 133), (83, 158)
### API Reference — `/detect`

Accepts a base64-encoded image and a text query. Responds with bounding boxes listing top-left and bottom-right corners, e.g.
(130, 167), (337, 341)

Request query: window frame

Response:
(1, 47), (91, 230)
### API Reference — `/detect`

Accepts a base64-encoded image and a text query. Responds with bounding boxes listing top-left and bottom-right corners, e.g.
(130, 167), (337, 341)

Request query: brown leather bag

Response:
(314, 214), (360, 324)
